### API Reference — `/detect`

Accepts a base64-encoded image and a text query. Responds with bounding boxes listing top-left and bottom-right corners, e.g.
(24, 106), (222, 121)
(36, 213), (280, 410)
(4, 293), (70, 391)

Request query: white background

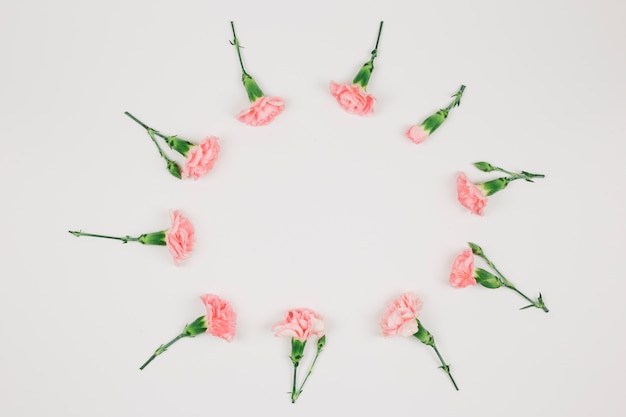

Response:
(1, 0), (625, 416)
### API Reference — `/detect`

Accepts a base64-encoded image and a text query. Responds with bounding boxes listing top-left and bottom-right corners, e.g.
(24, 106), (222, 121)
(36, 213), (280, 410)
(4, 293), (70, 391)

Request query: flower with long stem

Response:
(457, 162), (545, 215)
(449, 243), (549, 312)
(380, 292), (459, 391)
(330, 21), (384, 115)
(140, 294), (236, 370)
(229, 21), (284, 126)
(68, 210), (194, 265)
(273, 308), (326, 403)
(406, 85), (466, 144)
(124, 112), (220, 180)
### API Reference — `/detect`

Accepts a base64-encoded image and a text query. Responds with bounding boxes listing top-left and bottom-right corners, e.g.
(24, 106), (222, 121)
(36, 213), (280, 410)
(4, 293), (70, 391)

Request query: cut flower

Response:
(381, 292), (459, 391)
(330, 21), (383, 115)
(139, 293), (236, 370)
(273, 308), (326, 403)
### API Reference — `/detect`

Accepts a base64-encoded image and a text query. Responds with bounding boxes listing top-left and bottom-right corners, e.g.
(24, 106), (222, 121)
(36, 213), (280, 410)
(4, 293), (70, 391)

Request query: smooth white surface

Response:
(1, 0), (625, 415)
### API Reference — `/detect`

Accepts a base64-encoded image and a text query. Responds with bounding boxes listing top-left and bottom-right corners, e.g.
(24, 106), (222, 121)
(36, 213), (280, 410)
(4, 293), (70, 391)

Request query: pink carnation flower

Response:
(405, 125), (429, 144)
(165, 210), (195, 264)
(237, 96), (285, 126)
(272, 308), (325, 342)
(329, 81), (375, 115)
(449, 249), (477, 288)
(380, 292), (423, 337)
(201, 293), (237, 342)
(182, 136), (220, 179)
(456, 173), (488, 216)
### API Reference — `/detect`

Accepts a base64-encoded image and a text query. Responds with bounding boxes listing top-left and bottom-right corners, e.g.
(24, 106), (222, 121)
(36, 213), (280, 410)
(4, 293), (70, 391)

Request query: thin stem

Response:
(68, 231), (140, 243)
(494, 166), (545, 182)
(124, 112), (168, 139)
(294, 347), (322, 401)
(147, 129), (171, 162)
(291, 363), (298, 403)
(140, 333), (186, 370)
(431, 344), (459, 391)
(374, 21), (384, 51)
(230, 21), (248, 75)
(479, 251), (548, 312)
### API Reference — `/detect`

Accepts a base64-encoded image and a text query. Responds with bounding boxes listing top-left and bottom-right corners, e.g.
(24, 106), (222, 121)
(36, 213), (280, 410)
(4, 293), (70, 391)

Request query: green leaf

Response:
(474, 268), (502, 289)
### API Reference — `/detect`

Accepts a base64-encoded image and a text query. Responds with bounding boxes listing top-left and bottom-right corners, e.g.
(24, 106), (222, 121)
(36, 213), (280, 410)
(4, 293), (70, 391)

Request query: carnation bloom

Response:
(405, 124), (429, 144)
(380, 292), (422, 337)
(201, 293), (237, 342)
(329, 81), (375, 115)
(449, 249), (477, 288)
(273, 308), (325, 342)
(237, 96), (285, 126)
(456, 173), (488, 216)
(182, 136), (220, 179)
(166, 210), (195, 264)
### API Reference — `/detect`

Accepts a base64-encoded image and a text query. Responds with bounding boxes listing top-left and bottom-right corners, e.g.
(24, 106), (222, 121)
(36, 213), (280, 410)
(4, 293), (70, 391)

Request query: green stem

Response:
(478, 251), (549, 313)
(140, 333), (187, 370)
(68, 230), (140, 243)
(493, 166), (545, 182)
(230, 21), (248, 76)
(146, 129), (173, 163)
(291, 363), (298, 403)
(431, 344), (459, 391)
(444, 85), (466, 112)
(293, 346), (323, 402)
(124, 112), (168, 139)
(374, 21), (383, 51)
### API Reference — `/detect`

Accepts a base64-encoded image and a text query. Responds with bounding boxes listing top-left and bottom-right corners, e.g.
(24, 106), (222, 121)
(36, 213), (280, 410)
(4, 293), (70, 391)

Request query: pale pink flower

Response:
(201, 293), (237, 342)
(449, 249), (476, 288)
(456, 173), (488, 216)
(165, 210), (195, 264)
(380, 292), (423, 337)
(405, 125), (429, 144)
(272, 308), (325, 342)
(329, 81), (375, 115)
(182, 136), (220, 179)
(237, 96), (285, 126)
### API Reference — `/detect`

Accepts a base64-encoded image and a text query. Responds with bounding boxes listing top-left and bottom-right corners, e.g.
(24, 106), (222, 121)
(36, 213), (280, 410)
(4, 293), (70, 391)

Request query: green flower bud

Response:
(473, 162), (495, 172)
(413, 319), (435, 347)
(138, 230), (167, 246)
(167, 160), (182, 179)
(242, 73), (264, 103)
(474, 268), (502, 289)
(290, 338), (306, 366)
(468, 242), (484, 257)
(479, 177), (511, 196)
(317, 335), (326, 351)
(183, 315), (208, 337)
